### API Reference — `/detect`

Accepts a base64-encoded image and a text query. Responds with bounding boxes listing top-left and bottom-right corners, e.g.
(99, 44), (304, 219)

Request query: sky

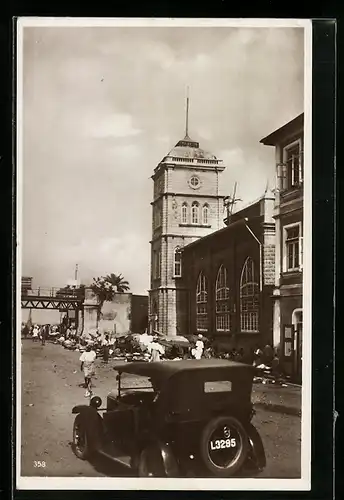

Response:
(20, 24), (304, 301)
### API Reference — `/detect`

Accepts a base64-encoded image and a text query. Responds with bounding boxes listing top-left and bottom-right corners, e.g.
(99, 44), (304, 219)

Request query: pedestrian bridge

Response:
(21, 287), (83, 311)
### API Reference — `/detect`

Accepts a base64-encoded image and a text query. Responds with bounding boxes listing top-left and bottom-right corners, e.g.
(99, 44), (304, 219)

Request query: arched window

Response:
(215, 265), (231, 332)
(192, 202), (199, 224)
(174, 247), (182, 277)
(202, 204), (209, 225)
(152, 248), (161, 279)
(196, 271), (208, 331)
(240, 257), (259, 332)
(181, 203), (188, 224)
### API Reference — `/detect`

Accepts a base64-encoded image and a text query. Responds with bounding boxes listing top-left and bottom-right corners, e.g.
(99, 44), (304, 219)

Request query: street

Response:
(20, 340), (301, 478)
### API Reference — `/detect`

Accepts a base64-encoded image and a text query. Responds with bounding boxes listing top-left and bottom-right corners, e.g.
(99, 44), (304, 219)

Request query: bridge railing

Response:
(21, 287), (81, 299)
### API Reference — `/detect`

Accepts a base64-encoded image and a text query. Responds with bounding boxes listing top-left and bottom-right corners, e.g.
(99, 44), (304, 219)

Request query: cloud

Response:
(21, 26), (304, 294)
(218, 148), (246, 168)
(145, 41), (176, 69)
(86, 112), (142, 139)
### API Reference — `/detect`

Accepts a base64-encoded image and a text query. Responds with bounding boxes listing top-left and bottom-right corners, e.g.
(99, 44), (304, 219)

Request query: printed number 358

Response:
(34, 461), (46, 468)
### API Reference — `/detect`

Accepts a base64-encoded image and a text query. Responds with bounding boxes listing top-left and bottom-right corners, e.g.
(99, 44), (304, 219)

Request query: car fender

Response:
(245, 422), (266, 471)
(158, 441), (179, 477)
(72, 405), (104, 450)
(137, 439), (179, 477)
(72, 404), (93, 414)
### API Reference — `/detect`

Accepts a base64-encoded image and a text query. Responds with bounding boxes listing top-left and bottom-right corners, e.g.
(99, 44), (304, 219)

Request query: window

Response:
(215, 265), (231, 332)
(204, 381), (232, 393)
(202, 204), (209, 225)
(189, 175), (200, 189)
(240, 257), (259, 332)
(181, 203), (188, 224)
(156, 205), (161, 228)
(153, 204), (162, 229)
(285, 224), (302, 271)
(174, 247), (182, 277)
(196, 271), (208, 331)
(153, 249), (161, 279)
(192, 202), (199, 224)
(283, 141), (303, 190)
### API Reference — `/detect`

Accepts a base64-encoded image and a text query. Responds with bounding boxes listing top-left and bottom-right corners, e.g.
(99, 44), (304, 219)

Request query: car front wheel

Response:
(72, 415), (91, 460)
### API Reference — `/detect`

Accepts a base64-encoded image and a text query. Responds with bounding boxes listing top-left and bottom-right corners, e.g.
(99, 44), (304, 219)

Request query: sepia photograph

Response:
(16, 17), (312, 490)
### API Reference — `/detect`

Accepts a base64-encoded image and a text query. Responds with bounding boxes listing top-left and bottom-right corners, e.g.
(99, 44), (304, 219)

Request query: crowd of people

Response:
(22, 322), (284, 396)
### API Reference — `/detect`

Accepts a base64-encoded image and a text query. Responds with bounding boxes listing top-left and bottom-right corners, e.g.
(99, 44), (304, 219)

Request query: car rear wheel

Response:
(72, 415), (91, 460)
(138, 445), (167, 477)
(200, 416), (249, 477)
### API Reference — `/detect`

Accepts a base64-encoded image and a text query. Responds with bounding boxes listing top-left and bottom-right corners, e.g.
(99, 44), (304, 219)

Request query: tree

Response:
(90, 274), (130, 320)
(104, 273), (130, 292)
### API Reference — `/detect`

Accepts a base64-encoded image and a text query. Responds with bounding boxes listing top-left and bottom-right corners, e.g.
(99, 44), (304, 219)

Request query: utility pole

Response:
(224, 182), (241, 225)
(185, 86), (190, 137)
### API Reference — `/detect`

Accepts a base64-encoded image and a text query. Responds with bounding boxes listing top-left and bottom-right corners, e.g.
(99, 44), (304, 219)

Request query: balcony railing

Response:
(21, 287), (82, 299)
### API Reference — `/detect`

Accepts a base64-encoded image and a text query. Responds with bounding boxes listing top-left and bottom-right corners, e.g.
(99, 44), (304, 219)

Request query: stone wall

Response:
(98, 293), (131, 335)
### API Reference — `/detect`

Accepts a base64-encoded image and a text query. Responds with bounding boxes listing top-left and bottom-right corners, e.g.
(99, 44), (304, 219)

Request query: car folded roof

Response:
(113, 358), (255, 380)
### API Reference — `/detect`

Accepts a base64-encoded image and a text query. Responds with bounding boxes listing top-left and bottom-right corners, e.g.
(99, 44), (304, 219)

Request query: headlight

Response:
(90, 396), (102, 408)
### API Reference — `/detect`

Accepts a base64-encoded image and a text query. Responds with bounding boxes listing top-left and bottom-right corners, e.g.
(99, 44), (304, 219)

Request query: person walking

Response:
(41, 324), (49, 346)
(192, 334), (204, 360)
(79, 344), (97, 397)
(149, 340), (164, 362)
(32, 324), (39, 342)
(102, 334), (110, 363)
(22, 324), (29, 339)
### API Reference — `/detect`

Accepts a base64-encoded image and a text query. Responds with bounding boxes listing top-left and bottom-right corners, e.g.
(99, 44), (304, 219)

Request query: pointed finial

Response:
(185, 86), (190, 138)
(264, 178), (275, 198)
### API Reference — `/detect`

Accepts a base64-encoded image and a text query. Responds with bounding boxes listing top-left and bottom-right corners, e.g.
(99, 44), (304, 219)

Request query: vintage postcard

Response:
(16, 17), (312, 490)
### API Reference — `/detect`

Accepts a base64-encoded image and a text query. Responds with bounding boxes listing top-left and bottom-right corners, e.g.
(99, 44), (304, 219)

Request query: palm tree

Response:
(104, 273), (130, 292)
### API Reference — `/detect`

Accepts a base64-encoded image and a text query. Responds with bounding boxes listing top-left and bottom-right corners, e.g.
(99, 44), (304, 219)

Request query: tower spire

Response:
(185, 86), (190, 138)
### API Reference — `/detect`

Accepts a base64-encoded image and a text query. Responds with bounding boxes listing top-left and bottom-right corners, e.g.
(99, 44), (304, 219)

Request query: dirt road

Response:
(20, 341), (301, 478)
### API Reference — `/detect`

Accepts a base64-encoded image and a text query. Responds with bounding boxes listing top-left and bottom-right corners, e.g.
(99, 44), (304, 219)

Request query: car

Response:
(71, 358), (266, 477)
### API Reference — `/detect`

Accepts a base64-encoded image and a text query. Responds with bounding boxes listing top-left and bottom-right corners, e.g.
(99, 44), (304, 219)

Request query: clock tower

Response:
(149, 95), (226, 336)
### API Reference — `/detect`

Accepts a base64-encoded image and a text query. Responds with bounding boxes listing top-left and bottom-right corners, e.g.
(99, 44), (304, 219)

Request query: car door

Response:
(102, 405), (137, 455)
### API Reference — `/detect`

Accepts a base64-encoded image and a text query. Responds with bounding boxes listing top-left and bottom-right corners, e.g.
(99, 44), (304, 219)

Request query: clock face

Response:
(189, 175), (201, 189)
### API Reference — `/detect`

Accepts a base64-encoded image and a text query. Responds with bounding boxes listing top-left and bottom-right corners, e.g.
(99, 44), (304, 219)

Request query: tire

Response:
(200, 416), (249, 477)
(72, 414), (92, 460)
(138, 444), (167, 477)
(245, 423), (266, 472)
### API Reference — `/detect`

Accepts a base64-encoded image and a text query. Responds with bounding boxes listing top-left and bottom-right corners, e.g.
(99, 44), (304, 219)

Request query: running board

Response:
(98, 450), (132, 468)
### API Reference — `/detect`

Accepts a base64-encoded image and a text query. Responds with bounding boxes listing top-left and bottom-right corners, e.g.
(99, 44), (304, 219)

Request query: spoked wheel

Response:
(72, 415), (90, 460)
(138, 445), (166, 477)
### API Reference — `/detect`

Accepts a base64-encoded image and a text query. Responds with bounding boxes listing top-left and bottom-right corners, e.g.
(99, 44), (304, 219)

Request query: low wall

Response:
(98, 293), (131, 335)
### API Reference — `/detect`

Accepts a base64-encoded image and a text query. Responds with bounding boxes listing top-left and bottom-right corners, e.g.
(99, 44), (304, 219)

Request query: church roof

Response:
(165, 134), (218, 161)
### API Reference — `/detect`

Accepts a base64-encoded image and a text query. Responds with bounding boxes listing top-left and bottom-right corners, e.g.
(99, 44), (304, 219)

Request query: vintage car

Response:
(71, 359), (266, 477)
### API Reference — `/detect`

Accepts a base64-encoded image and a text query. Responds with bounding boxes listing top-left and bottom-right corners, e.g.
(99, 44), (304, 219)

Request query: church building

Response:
(149, 96), (226, 336)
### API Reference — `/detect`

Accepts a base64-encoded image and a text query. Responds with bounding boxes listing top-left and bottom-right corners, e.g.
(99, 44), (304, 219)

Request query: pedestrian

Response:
(230, 347), (238, 360)
(22, 324), (29, 339)
(237, 347), (245, 362)
(102, 334), (110, 363)
(253, 346), (264, 367)
(192, 334), (204, 360)
(79, 344), (97, 398)
(149, 340), (164, 362)
(263, 344), (274, 366)
(41, 324), (48, 345)
(32, 324), (39, 342)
